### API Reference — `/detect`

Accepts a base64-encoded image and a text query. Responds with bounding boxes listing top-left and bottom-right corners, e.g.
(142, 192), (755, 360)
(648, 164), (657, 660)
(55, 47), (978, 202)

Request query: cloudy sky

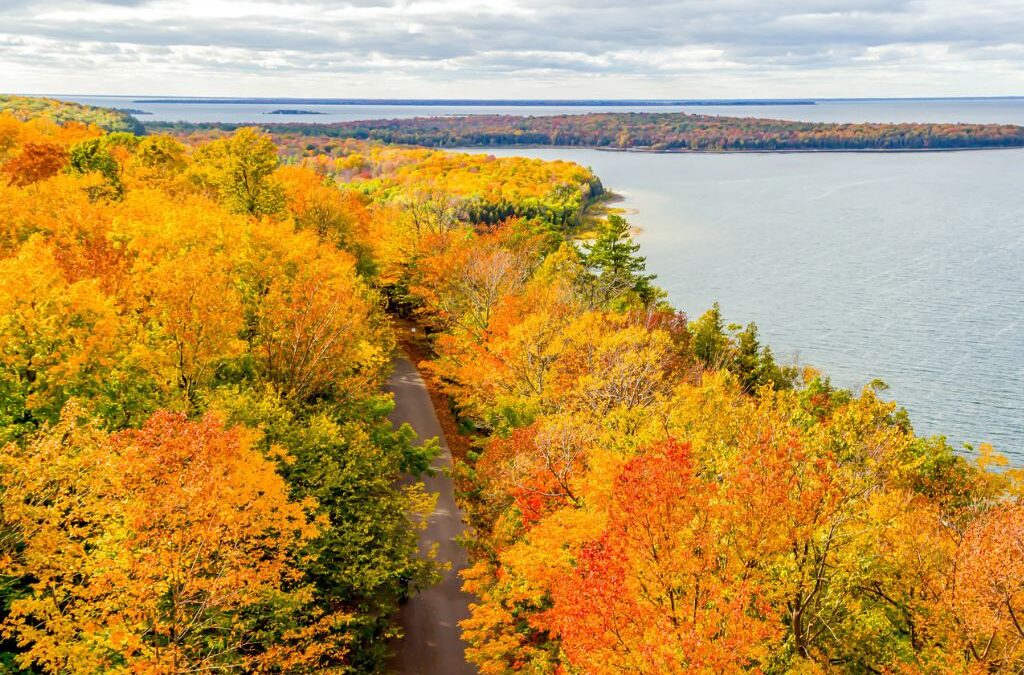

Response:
(2, 0), (1023, 98)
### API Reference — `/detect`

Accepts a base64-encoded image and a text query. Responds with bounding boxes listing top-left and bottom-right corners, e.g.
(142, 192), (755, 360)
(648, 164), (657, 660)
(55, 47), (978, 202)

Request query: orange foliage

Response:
(1, 142), (68, 186)
(0, 408), (329, 673)
(543, 440), (779, 673)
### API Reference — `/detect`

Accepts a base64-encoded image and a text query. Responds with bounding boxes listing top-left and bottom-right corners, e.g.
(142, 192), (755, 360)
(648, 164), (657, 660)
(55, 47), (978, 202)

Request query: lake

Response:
(54, 94), (1024, 459)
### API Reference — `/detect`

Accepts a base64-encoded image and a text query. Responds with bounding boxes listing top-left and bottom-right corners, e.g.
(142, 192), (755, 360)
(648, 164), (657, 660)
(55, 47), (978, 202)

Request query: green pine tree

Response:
(582, 214), (657, 306)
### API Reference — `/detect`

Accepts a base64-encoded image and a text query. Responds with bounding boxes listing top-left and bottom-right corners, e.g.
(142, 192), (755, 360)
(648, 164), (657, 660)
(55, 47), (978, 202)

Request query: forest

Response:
(150, 111), (1024, 152)
(0, 101), (1022, 674)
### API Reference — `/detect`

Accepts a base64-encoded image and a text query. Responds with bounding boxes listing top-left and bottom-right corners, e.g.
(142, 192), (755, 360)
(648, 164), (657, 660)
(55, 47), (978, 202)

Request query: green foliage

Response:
(135, 134), (187, 172)
(192, 127), (286, 216)
(214, 387), (439, 670)
(581, 214), (658, 306)
(692, 303), (797, 392)
(68, 137), (123, 198)
(732, 322), (797, 392)
(691, 302), (730, 367)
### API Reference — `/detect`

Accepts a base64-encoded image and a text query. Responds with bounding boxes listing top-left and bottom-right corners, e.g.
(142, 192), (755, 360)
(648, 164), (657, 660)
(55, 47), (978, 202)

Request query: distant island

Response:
(148, 111), (1024, 153)
(133, 97), (817, 107)
(265, 109), (326, 115)
(115, 107), (152, 115)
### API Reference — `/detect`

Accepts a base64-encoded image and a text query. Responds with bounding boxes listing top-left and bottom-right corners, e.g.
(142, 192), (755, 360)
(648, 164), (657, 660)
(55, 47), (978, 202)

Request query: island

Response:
(265, 109), (326, 115)
(148, 110), (1024, 153)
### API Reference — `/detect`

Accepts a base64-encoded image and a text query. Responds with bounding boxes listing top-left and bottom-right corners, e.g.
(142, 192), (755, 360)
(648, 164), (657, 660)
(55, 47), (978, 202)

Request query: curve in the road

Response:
(387, 355), (477, 675)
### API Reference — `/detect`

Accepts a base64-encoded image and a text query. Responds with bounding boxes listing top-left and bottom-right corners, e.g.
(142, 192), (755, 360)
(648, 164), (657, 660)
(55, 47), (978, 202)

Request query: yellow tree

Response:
(0, 236), (146, 441)
(190, 127), (285, 217)
(245, 223), (392, 403)
(132, 246), (245, 407)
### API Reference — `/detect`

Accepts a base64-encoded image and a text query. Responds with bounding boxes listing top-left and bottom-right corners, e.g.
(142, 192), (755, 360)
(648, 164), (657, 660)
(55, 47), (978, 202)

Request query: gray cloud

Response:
(1, 0), (1022, 96)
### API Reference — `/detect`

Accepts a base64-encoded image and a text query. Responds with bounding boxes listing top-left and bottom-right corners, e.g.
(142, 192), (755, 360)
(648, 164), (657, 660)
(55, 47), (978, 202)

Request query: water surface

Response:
(53, 95), (1024, 126)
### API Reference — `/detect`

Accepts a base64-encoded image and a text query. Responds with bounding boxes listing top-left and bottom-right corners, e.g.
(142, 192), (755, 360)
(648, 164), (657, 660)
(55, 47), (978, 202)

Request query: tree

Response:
(411, 230), (533, 339)
(731, 322), (796, 392)
(948, 502), (1024, 669)
(1, 142), (67, 186)
(247, 229), (391, 403)
(137, 248), (245, 409)
(68, 137), (123, 199)
(212, 387), (439, 671)
(0, 237), (154, 443)
(542, 440), (779, 674)
(581, 214), (658, 306)
(547, 311), (676, 424)
(191, 127), (285, 217)
(691, 302), (729, 368)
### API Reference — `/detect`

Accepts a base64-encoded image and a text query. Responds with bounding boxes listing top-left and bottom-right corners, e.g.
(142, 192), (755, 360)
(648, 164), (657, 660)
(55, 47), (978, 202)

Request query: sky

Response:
(2, 0), (1024, 99)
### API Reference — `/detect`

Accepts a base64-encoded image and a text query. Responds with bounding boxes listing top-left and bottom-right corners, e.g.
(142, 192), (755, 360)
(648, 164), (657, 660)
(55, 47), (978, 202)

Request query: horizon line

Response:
(23, 93), (1024, 105)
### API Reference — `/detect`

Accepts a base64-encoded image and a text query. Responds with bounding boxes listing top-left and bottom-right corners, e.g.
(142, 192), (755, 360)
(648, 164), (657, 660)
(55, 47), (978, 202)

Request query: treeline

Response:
(0, 95), (144, 134)
(0, 115), (439, 672)
(149, 111), (1024, 152)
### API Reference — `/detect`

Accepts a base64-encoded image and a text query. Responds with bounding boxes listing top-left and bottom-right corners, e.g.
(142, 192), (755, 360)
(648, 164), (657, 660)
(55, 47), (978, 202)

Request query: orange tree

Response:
(0, 407), (335, 673)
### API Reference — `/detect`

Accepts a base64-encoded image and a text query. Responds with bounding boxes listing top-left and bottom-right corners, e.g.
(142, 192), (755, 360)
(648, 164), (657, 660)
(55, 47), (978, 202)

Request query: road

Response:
(386, 355), (477, 675)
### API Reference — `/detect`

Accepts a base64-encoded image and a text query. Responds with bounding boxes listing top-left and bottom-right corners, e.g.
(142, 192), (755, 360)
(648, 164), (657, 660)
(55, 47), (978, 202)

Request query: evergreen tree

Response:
(582, 214), (657, 306)
(691, 302), (730, 368)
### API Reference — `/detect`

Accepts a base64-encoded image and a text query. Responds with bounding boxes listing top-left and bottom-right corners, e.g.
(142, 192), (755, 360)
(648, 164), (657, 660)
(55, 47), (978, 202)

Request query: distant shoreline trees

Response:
(150, 111), (1024, 153)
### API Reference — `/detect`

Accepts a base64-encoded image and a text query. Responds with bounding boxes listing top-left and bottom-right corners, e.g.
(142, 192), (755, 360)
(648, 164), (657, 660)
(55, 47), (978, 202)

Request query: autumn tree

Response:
(244, 227), (390, 403)
(0, 407), (335, 673)
(543, 440), (779, 674)
(1, 142), (68, 186)
(191, 127), (285, 217)
(0, 236), (154, 443)
(948, 502), (1024, 669)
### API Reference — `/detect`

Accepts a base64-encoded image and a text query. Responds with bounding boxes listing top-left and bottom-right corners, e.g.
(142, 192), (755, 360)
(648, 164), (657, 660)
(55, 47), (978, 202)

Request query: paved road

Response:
(387, 356), (477, 675)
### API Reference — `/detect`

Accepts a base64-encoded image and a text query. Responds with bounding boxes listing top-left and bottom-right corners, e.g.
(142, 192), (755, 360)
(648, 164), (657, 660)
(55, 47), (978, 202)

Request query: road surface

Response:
(387, 355), (477, 675)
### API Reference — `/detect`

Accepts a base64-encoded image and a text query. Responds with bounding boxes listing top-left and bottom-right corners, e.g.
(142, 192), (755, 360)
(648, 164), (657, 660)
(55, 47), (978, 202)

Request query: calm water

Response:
(54, 94), (1024, 458)
(56, 95), (694, 124)
(54, 95), (1024, 125)
(464, 146), (1024, 460)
